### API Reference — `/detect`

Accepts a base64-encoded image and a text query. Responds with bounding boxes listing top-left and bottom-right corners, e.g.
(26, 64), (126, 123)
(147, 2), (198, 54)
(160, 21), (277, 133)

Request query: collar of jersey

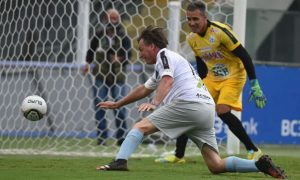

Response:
(197, 20), (211, 37)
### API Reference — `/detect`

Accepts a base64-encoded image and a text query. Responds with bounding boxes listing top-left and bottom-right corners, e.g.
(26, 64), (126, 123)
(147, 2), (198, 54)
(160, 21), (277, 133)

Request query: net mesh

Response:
(0, 0), (235, 157)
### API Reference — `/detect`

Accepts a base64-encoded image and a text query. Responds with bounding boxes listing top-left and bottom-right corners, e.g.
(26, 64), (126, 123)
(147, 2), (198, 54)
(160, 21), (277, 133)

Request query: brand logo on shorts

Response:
(196, 93), (211, 100)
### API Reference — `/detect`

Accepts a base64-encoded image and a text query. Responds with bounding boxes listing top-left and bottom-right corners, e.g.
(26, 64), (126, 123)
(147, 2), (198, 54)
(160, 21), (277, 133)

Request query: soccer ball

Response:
(21, 95), (47, 121)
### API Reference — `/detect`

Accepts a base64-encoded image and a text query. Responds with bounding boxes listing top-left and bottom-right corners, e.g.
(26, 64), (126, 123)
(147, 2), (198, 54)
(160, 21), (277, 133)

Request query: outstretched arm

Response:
(232, 45), (266, 109)
(97, 84), (153, 109)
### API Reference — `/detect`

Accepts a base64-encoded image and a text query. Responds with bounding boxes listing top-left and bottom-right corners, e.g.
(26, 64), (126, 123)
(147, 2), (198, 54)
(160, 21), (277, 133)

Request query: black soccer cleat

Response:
(255, 155), (287, 179)
(96, 159), (128, 171)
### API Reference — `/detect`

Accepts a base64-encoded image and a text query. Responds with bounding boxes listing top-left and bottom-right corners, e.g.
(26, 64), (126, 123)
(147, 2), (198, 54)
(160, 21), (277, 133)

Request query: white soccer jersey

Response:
(144, 48), (215, 106)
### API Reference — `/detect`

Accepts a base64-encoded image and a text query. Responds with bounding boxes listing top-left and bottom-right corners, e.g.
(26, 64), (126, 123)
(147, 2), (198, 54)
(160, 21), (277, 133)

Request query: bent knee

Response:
(206, 158), (225, 174)
(207, 164), (224, 174)
(133, 118), (157, 135)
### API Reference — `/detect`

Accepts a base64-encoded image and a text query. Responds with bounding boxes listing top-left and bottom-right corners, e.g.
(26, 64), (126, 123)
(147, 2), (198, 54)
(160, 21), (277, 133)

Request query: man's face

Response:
(108, 11), (120, 25)
(186, 9), (207, 34)
(138, 39), (156, 64)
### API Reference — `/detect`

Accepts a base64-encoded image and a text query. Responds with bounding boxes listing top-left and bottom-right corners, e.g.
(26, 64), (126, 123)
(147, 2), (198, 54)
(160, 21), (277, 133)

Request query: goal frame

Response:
(0, 0), (247, 157)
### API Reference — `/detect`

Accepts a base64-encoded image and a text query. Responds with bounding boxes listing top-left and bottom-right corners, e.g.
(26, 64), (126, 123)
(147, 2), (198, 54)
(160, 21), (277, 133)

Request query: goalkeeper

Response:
(156, 1), (266, 164)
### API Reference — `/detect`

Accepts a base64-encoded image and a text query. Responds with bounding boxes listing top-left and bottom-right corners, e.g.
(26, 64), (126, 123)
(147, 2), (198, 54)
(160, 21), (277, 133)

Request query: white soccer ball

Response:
(21, 95), (47, 121)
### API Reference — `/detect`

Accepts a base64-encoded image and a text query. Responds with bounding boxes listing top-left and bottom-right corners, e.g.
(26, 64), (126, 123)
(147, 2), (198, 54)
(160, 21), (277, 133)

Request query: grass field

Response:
(0, 145), (299, 180)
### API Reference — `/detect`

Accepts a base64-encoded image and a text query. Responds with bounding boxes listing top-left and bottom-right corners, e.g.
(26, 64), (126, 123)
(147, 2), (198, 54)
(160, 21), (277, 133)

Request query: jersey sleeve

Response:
(144, 50), (174, 90)
(157, 50), (174, 78)
(144, 75), (158, 90)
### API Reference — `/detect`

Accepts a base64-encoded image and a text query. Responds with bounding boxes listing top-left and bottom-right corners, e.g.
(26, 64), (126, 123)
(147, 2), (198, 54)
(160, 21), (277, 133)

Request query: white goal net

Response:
(0, 0), (244, 157)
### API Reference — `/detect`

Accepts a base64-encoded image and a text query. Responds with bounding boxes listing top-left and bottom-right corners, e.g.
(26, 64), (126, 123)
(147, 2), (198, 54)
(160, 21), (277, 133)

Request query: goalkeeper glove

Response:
(249, 79), (266, 108)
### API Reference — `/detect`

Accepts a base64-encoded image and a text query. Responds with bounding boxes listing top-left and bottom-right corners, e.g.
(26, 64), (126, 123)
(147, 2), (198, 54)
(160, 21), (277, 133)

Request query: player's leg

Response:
(98, 101), (182, 171)
(101, 100), (201, 170)
(205, 78), (261, 159)
(155, 100), (216, 164)
(201, 144), (287, 178)
(216, 78), (261, 159)
(217, 105), (261, 159)
(112, 83), (128, 146)
(175, 134), (188, 159)
(201, 143), (257, 173)
(97, 100), (208, 171)
(117, 118), (158, 159)
(94, 79), (109, 145)
(185, 103), (259, 174)
(187, 122), (286, 178)
(189, 130), (286, 179)
(155, 134), (188, 163)
(96, 117), (158, 171)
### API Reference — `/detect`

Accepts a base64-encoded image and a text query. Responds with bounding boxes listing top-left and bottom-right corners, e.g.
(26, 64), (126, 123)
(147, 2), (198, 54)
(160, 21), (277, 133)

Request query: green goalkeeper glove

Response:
(249, 79), (266, 108)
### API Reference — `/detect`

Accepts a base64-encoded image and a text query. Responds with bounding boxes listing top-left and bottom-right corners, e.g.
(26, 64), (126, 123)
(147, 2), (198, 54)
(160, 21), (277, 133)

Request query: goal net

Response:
(0, 0), (244, 157)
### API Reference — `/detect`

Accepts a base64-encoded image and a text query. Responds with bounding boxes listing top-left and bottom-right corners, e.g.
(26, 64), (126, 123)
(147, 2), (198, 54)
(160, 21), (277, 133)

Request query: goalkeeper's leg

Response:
(218, 109), (261, 160)
(175, 134), (188, 158)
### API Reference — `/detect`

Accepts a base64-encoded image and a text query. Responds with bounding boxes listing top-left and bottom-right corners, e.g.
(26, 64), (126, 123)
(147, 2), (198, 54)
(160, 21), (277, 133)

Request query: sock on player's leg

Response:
(219, 112), (258, 151)
(225, 156), (258, 172)
(175, 134), (188, 158)
(116, 128), (144, 160)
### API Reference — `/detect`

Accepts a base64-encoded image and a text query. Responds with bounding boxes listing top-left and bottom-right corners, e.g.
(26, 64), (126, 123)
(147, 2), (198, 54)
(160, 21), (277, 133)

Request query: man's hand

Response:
(81, 63), (90, 75)
(249, 79), (267, 108)
(97, 101), (119, 109)
(138, 103), (157, 112)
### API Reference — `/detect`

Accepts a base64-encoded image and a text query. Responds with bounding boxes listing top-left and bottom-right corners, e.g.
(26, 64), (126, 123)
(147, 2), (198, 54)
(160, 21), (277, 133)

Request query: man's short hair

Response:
(187, 1), (206, 13)
(137, 25), (168, 49)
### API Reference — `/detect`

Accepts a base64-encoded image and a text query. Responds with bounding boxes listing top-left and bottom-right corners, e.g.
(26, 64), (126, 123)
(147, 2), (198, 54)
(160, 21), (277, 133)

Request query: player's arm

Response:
(195, 56), (208, 79)
(151, 75), (173, 106)
(97, 85), (153, 109)
(232, 44), (256, 80)
(138, 75), (173, 112)
(232, 45), (267, 108)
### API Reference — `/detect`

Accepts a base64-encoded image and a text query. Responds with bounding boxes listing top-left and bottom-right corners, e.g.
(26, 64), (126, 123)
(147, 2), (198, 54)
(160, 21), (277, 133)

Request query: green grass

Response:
(0, 152), (299, 180)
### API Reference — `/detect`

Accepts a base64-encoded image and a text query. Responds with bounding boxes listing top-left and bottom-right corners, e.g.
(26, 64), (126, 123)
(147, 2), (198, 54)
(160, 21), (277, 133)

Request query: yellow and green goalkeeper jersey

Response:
(187, 21), (246, 81)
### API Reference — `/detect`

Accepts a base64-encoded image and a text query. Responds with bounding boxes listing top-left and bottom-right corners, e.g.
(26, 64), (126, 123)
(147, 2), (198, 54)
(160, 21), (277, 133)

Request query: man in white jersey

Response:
(95, 25), (286, 179)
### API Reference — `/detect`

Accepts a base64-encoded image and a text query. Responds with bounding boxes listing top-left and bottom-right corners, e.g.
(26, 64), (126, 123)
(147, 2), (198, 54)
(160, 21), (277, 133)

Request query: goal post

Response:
(227, 0), (248, 155)
(0, 0), (247, 157)
(77, 0), (90, 64)
(168, 1), (181, 52)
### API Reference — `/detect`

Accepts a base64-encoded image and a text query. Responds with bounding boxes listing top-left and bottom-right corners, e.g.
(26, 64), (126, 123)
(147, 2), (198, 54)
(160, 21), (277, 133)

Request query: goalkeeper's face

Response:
(186, 9), (207, 34)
